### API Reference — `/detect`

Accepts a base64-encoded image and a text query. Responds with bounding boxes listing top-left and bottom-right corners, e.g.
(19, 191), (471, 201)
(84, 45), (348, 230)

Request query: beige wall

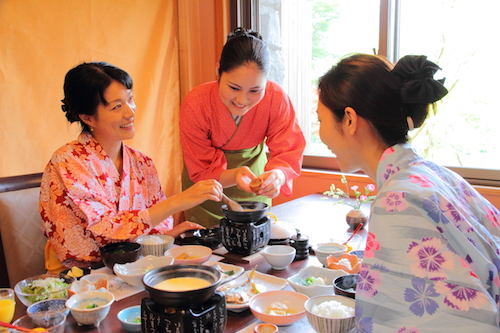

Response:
(0, 1), (228, 219)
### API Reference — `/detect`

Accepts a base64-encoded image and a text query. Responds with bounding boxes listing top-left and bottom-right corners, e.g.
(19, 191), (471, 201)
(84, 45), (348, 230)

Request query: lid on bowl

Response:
(270, 220), (296, 240)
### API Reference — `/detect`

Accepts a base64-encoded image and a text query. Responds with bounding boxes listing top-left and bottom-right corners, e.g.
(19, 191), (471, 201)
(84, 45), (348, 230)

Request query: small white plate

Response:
(203, 261), (244, 284)
(219, 271), (288, 312)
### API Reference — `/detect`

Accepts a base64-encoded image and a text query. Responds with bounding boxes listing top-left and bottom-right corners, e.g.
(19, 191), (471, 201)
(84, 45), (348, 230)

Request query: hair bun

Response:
(392, 55), (448, 104)
(228, 27), (262, 41)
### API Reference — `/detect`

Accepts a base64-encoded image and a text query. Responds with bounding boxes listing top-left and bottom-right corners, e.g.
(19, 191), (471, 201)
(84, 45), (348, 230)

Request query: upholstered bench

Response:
(0, 173), (46, 288)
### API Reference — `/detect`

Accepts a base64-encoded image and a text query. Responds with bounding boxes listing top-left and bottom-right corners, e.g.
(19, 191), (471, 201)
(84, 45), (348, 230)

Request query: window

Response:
(232, 0), (500, 186)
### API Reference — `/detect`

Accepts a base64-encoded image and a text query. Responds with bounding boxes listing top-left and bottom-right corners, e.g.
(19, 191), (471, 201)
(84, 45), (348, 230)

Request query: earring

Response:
(90, 127), (94, 132)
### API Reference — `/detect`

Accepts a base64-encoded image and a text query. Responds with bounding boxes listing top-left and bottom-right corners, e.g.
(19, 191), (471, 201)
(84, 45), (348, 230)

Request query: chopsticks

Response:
(0, 320), (44, 332)
(343, 223), (364, 245)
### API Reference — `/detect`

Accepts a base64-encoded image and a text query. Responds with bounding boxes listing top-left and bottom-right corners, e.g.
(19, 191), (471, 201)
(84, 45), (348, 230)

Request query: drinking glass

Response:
(0, 288), (16, 323)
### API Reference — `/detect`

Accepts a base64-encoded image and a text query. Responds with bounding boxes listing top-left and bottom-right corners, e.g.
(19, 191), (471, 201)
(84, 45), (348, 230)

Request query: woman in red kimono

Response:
(180, 28), (306, 226)
(40, 62), (223, 272)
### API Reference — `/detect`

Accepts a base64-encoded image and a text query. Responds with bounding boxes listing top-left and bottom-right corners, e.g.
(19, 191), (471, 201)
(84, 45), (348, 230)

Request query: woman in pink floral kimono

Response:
(40, 62), (223, 272)
(317, 54), (500, 332)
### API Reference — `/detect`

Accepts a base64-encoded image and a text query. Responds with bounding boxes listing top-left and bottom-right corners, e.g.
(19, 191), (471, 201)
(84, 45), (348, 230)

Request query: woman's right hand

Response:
(179, 179), (224, 206)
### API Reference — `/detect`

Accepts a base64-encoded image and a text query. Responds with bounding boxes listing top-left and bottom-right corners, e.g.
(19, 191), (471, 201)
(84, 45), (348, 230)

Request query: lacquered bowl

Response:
(221, 201), (269, 222)
(142, 264), (222, 308)
(100, 242), (141, 270)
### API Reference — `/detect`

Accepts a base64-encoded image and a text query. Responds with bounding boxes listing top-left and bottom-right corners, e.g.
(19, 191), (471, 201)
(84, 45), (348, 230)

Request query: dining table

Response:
(12, 193), (370, 332)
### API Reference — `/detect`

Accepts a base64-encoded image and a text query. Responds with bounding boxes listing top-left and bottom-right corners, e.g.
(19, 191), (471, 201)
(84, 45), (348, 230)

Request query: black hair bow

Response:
(392, 55), (448, 104)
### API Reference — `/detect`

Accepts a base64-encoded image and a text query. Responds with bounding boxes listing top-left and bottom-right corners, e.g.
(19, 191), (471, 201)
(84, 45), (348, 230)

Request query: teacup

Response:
(260, 245), (296, 270)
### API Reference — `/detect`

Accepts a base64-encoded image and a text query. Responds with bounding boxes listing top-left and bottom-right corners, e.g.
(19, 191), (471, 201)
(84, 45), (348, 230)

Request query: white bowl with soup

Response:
(142, 264), (222, 308)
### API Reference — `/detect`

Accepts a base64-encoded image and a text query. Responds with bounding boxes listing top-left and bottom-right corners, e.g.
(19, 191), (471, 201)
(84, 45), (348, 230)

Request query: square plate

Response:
(218, 270), (288, 312)
(203, 261), (245, 284)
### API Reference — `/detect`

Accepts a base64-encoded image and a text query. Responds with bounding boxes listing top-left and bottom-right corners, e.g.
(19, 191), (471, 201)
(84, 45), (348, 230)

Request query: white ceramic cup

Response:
(260, 245), (296, 270)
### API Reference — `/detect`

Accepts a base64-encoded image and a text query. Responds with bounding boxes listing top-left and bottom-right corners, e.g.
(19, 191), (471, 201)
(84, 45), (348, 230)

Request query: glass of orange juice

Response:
(0, 288), (16, 324)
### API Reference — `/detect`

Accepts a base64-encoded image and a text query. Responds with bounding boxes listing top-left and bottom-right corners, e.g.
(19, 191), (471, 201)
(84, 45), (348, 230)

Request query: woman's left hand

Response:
(255, 169), (286, 199)
(166, 221), (205, 238)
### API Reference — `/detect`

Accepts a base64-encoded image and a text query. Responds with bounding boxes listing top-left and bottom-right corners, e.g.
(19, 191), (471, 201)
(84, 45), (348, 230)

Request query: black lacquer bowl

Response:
(142, 264), (222, 308)
(221, 201), (269, 223)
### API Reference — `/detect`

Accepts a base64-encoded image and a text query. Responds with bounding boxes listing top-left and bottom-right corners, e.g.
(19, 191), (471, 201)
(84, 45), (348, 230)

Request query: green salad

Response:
(21, 277), (70, 303)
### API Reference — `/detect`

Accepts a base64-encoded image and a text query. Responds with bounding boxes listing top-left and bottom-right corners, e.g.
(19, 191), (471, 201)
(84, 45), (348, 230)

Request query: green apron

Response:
(182, 141), (271, 227)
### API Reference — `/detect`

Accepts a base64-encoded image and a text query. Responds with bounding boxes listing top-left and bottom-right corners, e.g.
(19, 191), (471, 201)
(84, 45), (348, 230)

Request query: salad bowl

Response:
(14, 273), (75, 307)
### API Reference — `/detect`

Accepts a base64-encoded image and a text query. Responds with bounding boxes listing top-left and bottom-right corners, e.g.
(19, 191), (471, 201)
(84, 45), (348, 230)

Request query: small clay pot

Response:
(346, 209), (367, 231)
(249, 178), (263, 193)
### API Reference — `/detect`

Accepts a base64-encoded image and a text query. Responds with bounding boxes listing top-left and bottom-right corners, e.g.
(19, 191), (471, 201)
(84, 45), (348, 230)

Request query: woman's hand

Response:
(178, 179), (224, 207)
(253, 169), (286, 199)
(166, 221), (204, 238)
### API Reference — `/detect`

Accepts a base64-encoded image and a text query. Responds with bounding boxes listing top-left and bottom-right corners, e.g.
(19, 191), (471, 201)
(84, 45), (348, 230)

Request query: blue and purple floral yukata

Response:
(355, 143), (500, 332)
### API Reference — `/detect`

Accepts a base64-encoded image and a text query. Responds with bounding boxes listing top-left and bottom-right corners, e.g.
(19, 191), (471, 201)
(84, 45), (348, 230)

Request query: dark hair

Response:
(318, 54), (447, 147)
(61, 62), (133, 133)
(218, 27), (270, 77)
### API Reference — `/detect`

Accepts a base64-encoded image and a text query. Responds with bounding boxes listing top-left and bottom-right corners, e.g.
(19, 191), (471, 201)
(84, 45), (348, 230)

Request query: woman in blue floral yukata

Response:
(317, 54), (500, 332)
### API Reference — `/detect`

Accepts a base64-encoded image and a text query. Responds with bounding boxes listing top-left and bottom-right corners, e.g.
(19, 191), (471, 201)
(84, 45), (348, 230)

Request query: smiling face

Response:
(80, 80), (136, 148)
(218, 62), (267, 117)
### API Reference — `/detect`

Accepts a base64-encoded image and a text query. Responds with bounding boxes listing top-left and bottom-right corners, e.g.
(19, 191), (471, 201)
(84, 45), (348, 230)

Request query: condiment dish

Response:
(117, 305), (141, 332)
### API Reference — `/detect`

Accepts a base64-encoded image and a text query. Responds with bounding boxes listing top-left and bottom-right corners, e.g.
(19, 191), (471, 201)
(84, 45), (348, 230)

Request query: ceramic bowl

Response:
(117, 305), (142, 332)
(135, 234), (175, 257)
(260, 245), (296, 270)
(249, 290), (308, 326)
(254, 323), (278, 333)
(304, 295), (355, 333)
(14, 273), (75, 307)
(12, 310), (66, 333)
(333, 274), (358, 299)
(143, 264), (222, 308)
(26, 298), (70, 317)
(100, 242), (141, 270)
(65, 290), (115, 327)
(114, 255), (174, 287)
(193, 227), (221, 249)
(221, 201), (269, 222)
(165, 245), (212, 265)
(287, 266), (348, 298)
(313, 242), (348, 266)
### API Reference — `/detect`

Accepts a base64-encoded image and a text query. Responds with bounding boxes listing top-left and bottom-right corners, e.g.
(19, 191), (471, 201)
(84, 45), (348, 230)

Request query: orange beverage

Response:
(0, 288), (15, 323)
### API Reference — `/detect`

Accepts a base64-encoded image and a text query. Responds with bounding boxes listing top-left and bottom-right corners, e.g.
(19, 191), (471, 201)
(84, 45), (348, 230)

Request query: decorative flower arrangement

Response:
(323, 175), (376, 210)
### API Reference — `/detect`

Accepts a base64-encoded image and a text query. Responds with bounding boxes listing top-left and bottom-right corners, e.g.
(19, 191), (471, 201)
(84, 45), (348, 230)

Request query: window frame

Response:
(230, 0), (500, 187)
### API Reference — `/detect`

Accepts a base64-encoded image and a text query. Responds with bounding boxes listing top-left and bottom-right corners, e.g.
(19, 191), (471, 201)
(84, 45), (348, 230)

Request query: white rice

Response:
(140, 235), (165, 245)
(311, 300), (355, 318)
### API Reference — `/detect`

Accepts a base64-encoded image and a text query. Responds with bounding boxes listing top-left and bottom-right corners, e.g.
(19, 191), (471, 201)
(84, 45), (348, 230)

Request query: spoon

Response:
(343, 222), (364, 245)
(222, 193), (244, 212)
